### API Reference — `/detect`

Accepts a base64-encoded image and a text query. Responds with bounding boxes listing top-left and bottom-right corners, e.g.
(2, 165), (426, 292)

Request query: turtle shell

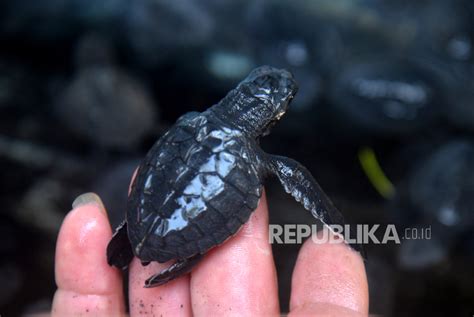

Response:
(127, 111), (263, 263)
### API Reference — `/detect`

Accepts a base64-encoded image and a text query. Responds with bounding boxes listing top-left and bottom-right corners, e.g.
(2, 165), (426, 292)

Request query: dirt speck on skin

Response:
(180, 304), (183, 308)
(86, 308), (89, 312)
(159, 296), (162, 300)
(140, 300), (145, 308)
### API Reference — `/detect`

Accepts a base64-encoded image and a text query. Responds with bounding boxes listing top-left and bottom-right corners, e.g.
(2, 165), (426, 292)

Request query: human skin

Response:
(52, 191), (369, 316)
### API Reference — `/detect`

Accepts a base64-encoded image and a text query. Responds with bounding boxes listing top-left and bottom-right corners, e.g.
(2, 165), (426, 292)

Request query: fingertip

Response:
(290, 228), (369, 315)
(71, 192), (106, 212)
(52, 198), (125, 316)
(55, 203), (121, 294)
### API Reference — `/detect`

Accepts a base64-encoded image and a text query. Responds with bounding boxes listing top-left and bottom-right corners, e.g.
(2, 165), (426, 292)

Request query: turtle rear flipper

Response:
(266, 155), (364, 255)
(107, 221), (134, 269)
(144, 254), (203, 288)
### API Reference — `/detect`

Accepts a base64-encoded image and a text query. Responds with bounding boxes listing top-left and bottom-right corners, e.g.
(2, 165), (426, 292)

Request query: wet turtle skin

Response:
(107, 66), (353, 287)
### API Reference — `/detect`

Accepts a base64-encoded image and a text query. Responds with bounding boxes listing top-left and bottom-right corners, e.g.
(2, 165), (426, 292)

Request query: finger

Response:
(190, 191), (280, 316)
(289, 228), (369, 316)
(52, 193), (125, 316)
(128, 258), (192, 316)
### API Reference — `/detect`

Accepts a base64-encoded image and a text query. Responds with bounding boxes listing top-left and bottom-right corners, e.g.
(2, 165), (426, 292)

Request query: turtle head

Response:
(212, 66), (298, 137)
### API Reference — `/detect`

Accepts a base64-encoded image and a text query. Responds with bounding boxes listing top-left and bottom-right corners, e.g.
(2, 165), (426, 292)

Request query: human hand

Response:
(52, 191), (369, 316)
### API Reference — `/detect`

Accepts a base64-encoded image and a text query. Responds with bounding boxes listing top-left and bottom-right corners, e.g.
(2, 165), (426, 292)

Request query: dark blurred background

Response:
(1, 0), (474, 315)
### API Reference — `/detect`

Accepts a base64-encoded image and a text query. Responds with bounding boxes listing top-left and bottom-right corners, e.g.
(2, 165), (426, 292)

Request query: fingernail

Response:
(72, 192), (105, 212)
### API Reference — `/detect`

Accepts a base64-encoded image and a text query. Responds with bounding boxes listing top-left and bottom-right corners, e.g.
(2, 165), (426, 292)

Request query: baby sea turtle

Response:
(107, 66), (352, 287)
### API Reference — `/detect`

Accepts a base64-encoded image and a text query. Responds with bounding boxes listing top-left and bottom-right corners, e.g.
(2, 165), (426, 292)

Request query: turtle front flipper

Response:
(107, 221), (134, 270)
(144, 254), (203, 288)
(266, 155), (363, 253)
